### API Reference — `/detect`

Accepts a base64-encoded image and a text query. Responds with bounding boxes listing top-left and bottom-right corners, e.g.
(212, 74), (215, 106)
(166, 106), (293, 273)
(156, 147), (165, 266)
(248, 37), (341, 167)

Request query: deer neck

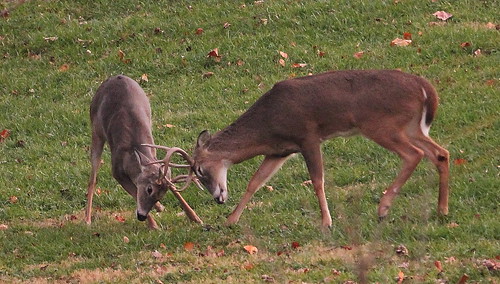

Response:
(208, 122), (267, 164)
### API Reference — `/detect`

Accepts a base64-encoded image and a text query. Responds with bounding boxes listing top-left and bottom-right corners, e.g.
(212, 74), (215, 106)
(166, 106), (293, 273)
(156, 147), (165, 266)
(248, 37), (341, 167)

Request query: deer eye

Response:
(195, 166), (204, 177)
(146, 185), (153, 195)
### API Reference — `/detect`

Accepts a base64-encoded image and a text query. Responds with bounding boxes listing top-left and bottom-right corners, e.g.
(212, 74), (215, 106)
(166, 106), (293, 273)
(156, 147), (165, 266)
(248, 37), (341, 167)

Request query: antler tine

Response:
(141, 143), (172, 151)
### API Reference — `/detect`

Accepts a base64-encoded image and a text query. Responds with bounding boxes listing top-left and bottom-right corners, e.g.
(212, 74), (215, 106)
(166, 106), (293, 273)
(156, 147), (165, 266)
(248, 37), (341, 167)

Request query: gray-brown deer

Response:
(192, 70), (449, 229)
(85, 75), (168, 229)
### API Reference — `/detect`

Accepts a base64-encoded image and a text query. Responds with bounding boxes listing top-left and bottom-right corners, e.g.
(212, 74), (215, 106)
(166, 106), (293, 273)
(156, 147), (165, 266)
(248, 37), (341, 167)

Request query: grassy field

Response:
(1, 0), (498, 283)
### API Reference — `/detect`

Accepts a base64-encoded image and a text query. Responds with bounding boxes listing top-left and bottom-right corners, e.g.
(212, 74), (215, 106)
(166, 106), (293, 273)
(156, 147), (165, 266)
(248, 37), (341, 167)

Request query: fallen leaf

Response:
(123, 236), (130, 243)
(9, 196), (18, 204)
(278, 58), (286, 67)
(302, 180), (312, 186)
(207, 48), (221, 62)
(453, 158), (467, 165)
(243, 245), (258, 255)
(434, 260), (443, 272)
(59, 64), (70, 72)
(291, 63), (307, 68)
(163, 124), (175, 128)
(353, 51), (364, 59)
(485, 22), (497, 29)
(291, 242), (300, 249)
(1, 9), (9, 18)
(0, 224), (8, 230)
(433, 11), (453, 21)
(457, 274), (469, 284)
(397, 271), (404, 284)
(395, 244), (409, 256)
(223, 22), (231, 29)
(114, 215), (126, 223)
(265, 185), (274, 191)
(341, 245), (353, 250)
(460, 42), (471, 48)
(317, 50), (326, 57)
(403, 32), (412, 40)
(447, 222), (459, 228)
(202, 72), (214, 78)
(391, 38), (412, 47)
(0, 129), (10, 142)
(236, 59), (244, 66)
(279, 51), (288, 59)
(160, 243), (167, 249)
(184, 242), (195, 251)
(485, 79), (495, 86)
(152, 250), (163, 259)
(43, 36), (58, 42)
(195, 28), (204, 35)
(154, 27), (163, 34)
(260, 18), (268, 25)
(261, 275), (274, 282)
(243, 263), (254, 270)
(473, 49), (482, 56)
(118, 50), (125, 61)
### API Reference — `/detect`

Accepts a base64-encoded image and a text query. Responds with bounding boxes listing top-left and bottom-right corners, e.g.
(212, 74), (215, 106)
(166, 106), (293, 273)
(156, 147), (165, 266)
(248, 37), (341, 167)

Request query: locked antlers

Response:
(142, 144), (204, 224)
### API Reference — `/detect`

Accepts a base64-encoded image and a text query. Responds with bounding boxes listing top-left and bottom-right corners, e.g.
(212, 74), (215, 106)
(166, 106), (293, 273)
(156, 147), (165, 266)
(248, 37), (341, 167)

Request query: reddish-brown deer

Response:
(85, 75), (168, 229)
(192, 70), (449, 229)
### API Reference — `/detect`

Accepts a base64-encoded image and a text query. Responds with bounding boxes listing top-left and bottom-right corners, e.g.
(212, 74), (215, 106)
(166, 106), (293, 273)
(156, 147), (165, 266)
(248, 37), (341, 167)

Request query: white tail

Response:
(85, 75), (168, 229)
(192, 70), (449, 229)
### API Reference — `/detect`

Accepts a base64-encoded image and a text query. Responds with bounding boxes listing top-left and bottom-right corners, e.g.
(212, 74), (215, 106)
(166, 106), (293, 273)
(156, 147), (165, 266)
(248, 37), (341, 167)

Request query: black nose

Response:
(137, 213), (148, 221)
(214, 197), (225, 204)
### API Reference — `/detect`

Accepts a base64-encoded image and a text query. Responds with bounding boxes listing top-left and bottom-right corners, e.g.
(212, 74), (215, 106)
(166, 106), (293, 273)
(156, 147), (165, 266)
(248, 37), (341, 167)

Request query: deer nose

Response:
(215, 196), (225, 204)
(137, 212), (148, 221)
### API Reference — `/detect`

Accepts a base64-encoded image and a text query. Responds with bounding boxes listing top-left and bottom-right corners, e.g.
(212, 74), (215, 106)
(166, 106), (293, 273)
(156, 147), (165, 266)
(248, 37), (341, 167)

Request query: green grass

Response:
(1, 0), (499, 283)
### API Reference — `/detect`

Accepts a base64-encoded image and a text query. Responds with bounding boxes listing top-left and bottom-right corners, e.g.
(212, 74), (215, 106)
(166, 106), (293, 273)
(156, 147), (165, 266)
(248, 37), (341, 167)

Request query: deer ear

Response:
(196, 130), (211, 149)
(134, 149), (151, 167)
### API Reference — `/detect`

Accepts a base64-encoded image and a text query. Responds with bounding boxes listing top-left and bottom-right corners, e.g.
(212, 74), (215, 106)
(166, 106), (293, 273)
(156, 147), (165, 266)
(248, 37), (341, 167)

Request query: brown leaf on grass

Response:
(340, 245), (353, 250)
(279, 51), (288, 59)
(243, 245), (258, 255)
(302, 180), (312, 186)
(44, 36), (58, 42)
(485, 79), (495, 86)
(317, 50), (326, 57)
(118, 50), (131, 63)
(291, 241), (300, 249)
(1, 9), (10, 18)
(265, 185), (274, 191)
(195, 28), (204, 35)
(395, 244), (409, 256)
(114, 215), (126, 223)
(207, 48), (221, 62)
(473, 49), (482, 56)
(460, 42), (471, 48)
(391, 38), (412, 47)
(59, 64), (70, 72)
(482, 259), (499, 271)
(485, 22), (499, 29)
(184, 242), (195, 251)
(0, 224), (8, 230)
(397, 271), (405, 284)
(141, 74), (149, 82)
(353, 51), (364, 59)
(403, 32), (412, 40)
(9, 196), (18, 204)
(0, 129), (10, 142)
(123, 236), (130, 243)
(457, 274), (469, 284)
(434, 260), (443, 272)
(447, 222), (459, 228)
(223, 22), (231, 29)
(202, 72), (214, 78)
(243, 263), (254, 270)
(291, 63), (307, 68)
(152, 250), (163, 259)
(433, 11), (453, 21)
(278, 58), (286, 67)
(453, 158), (467, 165)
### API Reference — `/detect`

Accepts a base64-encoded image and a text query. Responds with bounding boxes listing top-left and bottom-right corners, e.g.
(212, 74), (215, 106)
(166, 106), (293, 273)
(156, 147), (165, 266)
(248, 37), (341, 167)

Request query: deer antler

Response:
(142, 143), (204, 224)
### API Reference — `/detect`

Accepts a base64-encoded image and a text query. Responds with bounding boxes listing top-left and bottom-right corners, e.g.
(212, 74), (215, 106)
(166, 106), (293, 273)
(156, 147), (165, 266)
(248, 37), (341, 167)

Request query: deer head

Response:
(192, 130), (229, 204)
(133, 149), (168, 221)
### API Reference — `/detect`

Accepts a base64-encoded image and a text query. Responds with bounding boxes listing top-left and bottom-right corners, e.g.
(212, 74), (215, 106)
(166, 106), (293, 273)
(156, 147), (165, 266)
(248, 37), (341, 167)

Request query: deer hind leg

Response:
(301, 144), (332, 229)
(409, 134), (449, 215)
(226, 155), (290, 226)
(365, 130), (425, 219)
(85, 132), (105, 225)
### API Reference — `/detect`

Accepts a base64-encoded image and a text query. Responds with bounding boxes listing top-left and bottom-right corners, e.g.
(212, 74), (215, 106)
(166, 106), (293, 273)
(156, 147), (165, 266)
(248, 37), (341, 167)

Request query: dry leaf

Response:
(278, 58), (286, 67)
(184, 242), (195, 251)
(391, 38), (412, 47)
(433, 11), (453, 21)
(202, 72), (214, 78)
(397, 271), (405, 284)
(291, 63), (307, 68)
(141, 74), (149, 82)
(302, 180), (312, 186)
(447, 222), (459, 228)
(243, 245), (258, 254)
(0, 129), (10, 142)
(434, 260), (443, 272)
(279, 51), (288, 59)
(152, 250), (163, 259)
(265, 185), (274, 191)
(485, 22), (496, 29)
(0, 224), (8, 230)
(353, 51), (364, 59)
(123, 236), (130, 243)
(118, 50), (125, 61)
(195, 28), (204, 35)
(59, 64), (70, 72)
(457, 274), (469, 284)
(453, 158), (467, 165)
(114, 215), (126, 223)
(9, 196), (18, 204)
(291, 241), (300, 249)
(460, 42), (471, 48)
(243, 263), (254, 270)
(207, 48), (221, 62)
(473, 49), (482, 56)
(403, 32), (412, 40)
(223, 22), (231, 29)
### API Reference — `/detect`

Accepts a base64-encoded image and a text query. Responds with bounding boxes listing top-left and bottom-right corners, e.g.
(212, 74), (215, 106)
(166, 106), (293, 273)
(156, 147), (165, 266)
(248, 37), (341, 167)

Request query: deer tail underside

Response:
(419, 82), (439, 137)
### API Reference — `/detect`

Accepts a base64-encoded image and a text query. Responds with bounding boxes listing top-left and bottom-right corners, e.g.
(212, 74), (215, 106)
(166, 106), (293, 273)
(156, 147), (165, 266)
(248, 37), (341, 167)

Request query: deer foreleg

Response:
(302, 145), (332, 229)
(226, 155), (290, 226)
